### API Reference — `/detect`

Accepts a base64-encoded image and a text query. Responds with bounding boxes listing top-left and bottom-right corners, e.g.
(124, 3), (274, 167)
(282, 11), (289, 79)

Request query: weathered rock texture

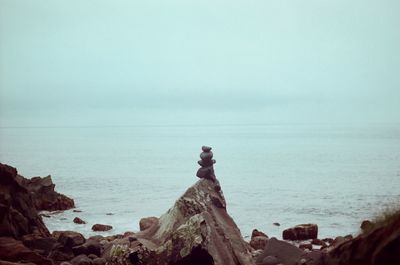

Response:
(0, 163), (77, 265)
(105, 178), (254, 265)
(21, 175), (75, 211)
(0, 163), (50, 239)
(325, 215), (400, 265)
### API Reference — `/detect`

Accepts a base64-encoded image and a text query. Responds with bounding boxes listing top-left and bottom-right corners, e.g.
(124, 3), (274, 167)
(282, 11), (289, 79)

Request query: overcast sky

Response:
(0, 0), (399, 126)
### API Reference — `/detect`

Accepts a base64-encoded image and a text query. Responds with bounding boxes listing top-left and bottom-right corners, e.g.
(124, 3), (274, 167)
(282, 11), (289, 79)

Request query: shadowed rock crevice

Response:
(172, 246), (214, 265)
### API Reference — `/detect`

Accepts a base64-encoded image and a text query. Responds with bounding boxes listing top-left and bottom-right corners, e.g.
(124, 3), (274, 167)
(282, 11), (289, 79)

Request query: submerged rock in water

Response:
(104, 178), (254, 265)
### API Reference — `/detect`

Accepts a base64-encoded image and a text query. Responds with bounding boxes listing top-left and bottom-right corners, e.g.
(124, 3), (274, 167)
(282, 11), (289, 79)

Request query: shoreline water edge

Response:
(0, 159), (399, 264)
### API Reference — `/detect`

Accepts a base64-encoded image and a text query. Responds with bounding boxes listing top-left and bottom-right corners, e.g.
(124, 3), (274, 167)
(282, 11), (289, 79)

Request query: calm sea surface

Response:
(1, 123), (399, 239)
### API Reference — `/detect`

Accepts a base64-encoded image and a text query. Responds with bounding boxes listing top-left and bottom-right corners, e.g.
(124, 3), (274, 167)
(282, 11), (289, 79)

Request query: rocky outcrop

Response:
(21, 175), (75, 211)
(0, 163), (78, 265)
(0, 163), (50, 239)
(282, 224), (318, 240)
(104, 178), (254, 265)
(324, 215), (400, 265)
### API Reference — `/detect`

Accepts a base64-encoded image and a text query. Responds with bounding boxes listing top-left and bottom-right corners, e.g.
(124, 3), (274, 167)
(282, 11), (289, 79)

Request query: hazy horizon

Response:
(1, 0), (399, 127)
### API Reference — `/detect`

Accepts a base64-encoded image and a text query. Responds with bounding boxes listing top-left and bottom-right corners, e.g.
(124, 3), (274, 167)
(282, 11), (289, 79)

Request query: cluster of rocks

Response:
(196, 146), (217, 181)
(2, 144), (400, 265)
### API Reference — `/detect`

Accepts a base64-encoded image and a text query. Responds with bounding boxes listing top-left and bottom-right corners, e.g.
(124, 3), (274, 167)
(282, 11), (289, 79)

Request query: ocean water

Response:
(1, 123), (400, 240)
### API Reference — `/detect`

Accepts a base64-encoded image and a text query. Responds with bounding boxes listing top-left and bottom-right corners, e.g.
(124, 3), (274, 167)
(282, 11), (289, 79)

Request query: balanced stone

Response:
(200, 151), (213, 161)
(202, 146), (212, 152)
(198, 159), (216, 167)
(196, 167), (212, 179)
(196, 146), (217, 181)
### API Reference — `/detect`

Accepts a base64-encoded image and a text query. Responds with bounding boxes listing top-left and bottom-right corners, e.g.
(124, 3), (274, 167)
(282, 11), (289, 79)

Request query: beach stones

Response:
(196, 146), (216, 181)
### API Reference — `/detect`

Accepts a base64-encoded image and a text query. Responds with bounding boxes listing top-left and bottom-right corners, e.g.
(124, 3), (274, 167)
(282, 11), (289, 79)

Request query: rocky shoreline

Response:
(1, 148), (399, 265)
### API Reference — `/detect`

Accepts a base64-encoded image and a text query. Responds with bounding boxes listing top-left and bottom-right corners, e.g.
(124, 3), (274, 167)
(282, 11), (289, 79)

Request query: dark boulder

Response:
(91, 224), (112, 232)
(49, 246), (74, 262)
(21, 233), (59, 256)
(73, 217), (86, 225)
(72, 240), (102, 257)
(57, 231), (85, 248)
(282, 224), (318, 240)
(256, 237), (305, 265)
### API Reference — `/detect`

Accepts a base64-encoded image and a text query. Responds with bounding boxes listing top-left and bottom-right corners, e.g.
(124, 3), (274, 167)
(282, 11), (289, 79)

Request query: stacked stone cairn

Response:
(196, 146), (217, 181)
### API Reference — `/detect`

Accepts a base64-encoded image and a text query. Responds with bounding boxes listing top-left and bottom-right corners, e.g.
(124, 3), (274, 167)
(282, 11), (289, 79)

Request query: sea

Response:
(1, 123), (399, 240)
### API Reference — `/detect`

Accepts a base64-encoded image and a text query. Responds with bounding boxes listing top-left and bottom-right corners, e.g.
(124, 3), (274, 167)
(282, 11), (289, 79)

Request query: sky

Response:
(0, 0), (399, 126)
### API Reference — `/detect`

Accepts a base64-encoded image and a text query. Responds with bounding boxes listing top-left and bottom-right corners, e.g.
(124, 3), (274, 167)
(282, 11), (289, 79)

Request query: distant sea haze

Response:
(0, 123), (399, 238)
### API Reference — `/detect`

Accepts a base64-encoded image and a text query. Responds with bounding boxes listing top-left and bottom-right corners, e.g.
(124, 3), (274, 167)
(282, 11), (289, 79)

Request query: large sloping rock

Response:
(105, 179), (254, 265)
(325, 214), (400, 265)
(0, 163), (50, 238)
